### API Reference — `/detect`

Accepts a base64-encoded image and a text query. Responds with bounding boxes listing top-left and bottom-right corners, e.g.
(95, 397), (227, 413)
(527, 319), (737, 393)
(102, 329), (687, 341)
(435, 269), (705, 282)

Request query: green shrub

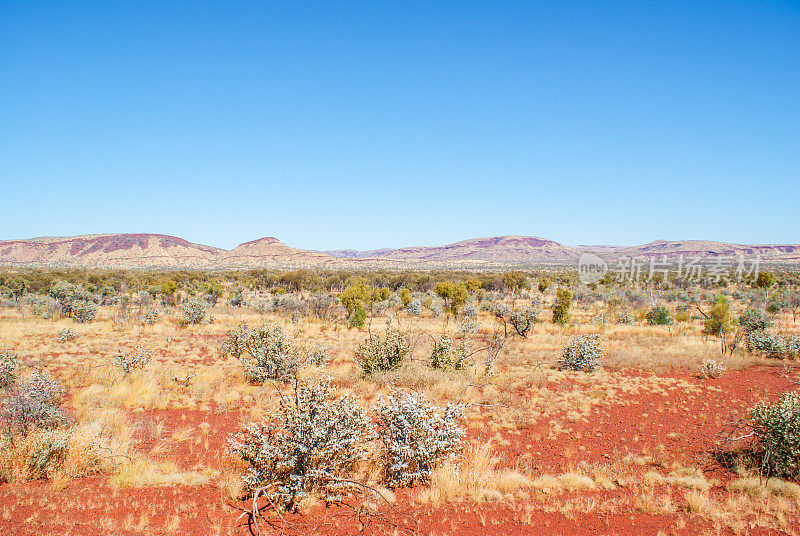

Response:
(739, 309), (770, 334)
(552, 288), (572, 325)
(748, 332), (800, 358)
(646, 305), (672, 326)
(429, 335), (468, 370)
(70, 300), (97, 323)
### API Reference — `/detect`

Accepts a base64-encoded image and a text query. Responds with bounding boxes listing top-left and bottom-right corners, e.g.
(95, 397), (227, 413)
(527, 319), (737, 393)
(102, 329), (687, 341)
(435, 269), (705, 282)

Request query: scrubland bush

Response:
(429, 335), (468, 370)
(180, 297), (207, 325)
(508, 306), (538, 338)
(739, 308), (771, 334)
(373, 389), (464, 488)
(114, 347), (152, 374)
(0, 351), (18, 389)
(1, 370), (66, 435)
(558, 335), (602, 372)
(748, 332), (800, 358)
(227, 376), (372, 510)
(229, 323), (298, 383)
(750, 392), (800, 480)
(552, 288), (572, 325)
(616, 310), (634, 324)
(70, 299), (97, 323)
(25, 295), (57, 319)
(55, 328), (77, 343)
(142, 306), (158, 326)
(406, 298), (422, 316)
(355, 328), (409, 375)
(646, 305), (672, 326)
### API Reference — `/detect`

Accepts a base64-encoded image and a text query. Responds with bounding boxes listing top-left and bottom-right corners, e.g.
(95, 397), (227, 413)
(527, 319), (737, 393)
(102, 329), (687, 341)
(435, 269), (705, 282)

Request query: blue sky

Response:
(1, 1), (798, 251)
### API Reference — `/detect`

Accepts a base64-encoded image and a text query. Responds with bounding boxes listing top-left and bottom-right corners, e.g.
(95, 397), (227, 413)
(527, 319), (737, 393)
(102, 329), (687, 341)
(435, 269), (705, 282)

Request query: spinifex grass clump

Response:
(55, 329), (78, 343)
(558, 335), (603, 372)
(114, 347), (152, 374)
(355, 328), (409, 375)
(373, 389), (464, 488)
(227, 376), (372, 510)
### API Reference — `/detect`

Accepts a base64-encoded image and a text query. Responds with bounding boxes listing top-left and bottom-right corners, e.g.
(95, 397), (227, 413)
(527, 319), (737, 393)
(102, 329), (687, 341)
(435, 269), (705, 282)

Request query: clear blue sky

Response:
(2, 1), (798, 251)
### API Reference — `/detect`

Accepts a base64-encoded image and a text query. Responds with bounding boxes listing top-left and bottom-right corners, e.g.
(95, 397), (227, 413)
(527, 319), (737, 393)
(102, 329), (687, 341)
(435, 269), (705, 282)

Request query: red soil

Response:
(2, 366), (798, 536)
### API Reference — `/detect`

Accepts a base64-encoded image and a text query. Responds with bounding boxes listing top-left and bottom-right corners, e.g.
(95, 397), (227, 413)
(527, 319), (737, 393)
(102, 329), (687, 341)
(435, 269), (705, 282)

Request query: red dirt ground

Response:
(2, 365), (798, 536)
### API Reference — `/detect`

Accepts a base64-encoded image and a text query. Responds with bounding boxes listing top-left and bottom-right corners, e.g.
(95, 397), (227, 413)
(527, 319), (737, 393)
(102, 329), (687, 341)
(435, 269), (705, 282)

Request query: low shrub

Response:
(70, 300), (97, 323)
(700, 359), (726, 379)
(750, 392), (800, 480)
(558, 335), (603, 372)
(429, 334), (469, 370)
(227, 376), (372, 510)
(616, 311), (634, 324)
(373, 388), (464, 488)
(406, 298), (422, 316)
(239, 324), (298, 383)
(180, 298), (207, 325)
(114, 347), (152, 374)
(748, 332), (800, 359)
(646, 305), (672, 326)
(1, 370), (66, 436)
(55, 329), (77, 343)
(508, 307), (538, 338)
(354, 329), (409, 375)
(142, 306), (158, 326)
(0, 351), (18, 389)
(739, 309), (771, 334)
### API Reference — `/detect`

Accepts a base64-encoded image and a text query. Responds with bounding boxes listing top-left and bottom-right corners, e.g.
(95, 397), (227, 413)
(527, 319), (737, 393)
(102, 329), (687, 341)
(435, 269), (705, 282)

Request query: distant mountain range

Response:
(1, 233), (798, 270)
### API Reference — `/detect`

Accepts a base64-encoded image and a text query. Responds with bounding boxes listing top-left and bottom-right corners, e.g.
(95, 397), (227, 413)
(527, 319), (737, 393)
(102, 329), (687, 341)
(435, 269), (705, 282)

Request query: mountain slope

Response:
(0, 234), (336, 269)
(330, 236), (580, 264)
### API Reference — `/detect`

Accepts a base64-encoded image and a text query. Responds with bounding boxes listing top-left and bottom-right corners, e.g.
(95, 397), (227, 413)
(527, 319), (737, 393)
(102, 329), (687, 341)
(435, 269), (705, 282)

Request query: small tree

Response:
(434, 282), (469, 316)
(703, 295), (732, 353)
(552, 288), (572, 325)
